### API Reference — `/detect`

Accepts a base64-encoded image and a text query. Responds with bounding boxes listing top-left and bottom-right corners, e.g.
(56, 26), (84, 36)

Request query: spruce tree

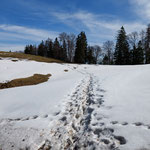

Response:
(62, 40), (67, 61)
(32, 45), (37, 55)
(24, 45), (30, 54)
(103, 54), (109, 65)
(129, 49), (134, 65)
(87, 46), (95, 64)
(38, 41), (45, 56)
(53, 38), (61, 59)
(129, 41), (144, 65)
(29, 45), (34, 55)
(45, 39), (53, 58)
(137, 41), (144, 64)
(114, 26), (130, 65)
(145, 24), (150, 64)
(74, 32), (87, 64)
(132, 45), (137, 65)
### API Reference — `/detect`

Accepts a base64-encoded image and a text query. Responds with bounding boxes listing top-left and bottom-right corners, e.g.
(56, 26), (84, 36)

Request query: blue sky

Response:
(0, 0), (149, 51)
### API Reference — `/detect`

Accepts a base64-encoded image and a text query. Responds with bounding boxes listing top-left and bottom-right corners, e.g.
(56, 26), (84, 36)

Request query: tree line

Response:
(24, 24), (150, 65)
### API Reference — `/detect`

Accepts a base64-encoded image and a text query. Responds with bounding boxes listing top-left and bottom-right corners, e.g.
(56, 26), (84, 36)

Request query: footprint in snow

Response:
(109, 121), (150, 131)
(114, 135), (126, 145)
(13, 118), (21, 121)
(30, 115), (38, 119)
(60, 116), (67, 122)
(53, 111), (60, 116)
(133, 122), (143, 126)
(22, 117), (30, 121)
(147, 125), (150, 129)
(41, 114), (48, 118)
(122, 122), (128, 126)
(105, 106), (113, 110)
(101, 139), (110, 145)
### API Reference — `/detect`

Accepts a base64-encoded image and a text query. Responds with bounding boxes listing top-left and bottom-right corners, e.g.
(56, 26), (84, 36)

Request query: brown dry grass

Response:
(11, 59), (18, 62)
(0, 74), (51, 89)
(0, 51), (63, 63)
(64, 69), (68, 72)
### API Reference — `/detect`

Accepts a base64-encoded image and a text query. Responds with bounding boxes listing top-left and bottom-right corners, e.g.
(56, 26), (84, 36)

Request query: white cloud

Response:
(0, 3), (148, 51)
(0, 44), (25, 52)
(53, 11), (146, 45)
(0, 24), (59, 51)
(0, 24), (58, 42)
(130, 0), (150, 20)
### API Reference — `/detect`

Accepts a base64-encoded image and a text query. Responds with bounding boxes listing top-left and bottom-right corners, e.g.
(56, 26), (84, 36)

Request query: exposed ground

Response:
(0, 74), (51, 89)
(0, 51), (63, 63)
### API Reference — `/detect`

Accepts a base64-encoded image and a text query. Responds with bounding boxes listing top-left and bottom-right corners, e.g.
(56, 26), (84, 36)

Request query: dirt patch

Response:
(11, 59), (18, 62)
(64, 69), (68, 72)
(0, 74), (51, 89)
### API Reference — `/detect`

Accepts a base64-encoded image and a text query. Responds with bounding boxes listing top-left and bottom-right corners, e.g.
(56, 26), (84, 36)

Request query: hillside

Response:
(0, 57), (150, 150)
(0, 51), (64, 63)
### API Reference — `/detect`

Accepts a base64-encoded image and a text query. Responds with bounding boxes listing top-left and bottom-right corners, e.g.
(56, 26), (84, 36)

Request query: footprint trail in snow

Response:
(39, 74), (126, 150)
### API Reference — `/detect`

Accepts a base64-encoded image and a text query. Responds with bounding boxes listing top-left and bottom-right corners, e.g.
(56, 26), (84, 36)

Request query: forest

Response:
(24, 25), (150, 65)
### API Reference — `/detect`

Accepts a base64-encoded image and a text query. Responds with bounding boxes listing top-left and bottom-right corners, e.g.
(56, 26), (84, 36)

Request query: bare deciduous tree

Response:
(139, 30), (146, 49)
(59, 32), (68, 44)
(103, 41), (114, 64)
(127, 32), (139, 48)
(67, 34), (76, 62)
(93, 45), (102, 64)
(59, 32), (76, 62)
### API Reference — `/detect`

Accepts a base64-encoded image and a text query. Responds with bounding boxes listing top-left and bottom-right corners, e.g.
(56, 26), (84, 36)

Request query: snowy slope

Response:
(86, 65), (150, 150)
(0, 58), (150, 150)
(0, 59), (84, 119)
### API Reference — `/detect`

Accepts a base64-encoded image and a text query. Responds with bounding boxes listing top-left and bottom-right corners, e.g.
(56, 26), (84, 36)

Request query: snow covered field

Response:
(0, 58), (150, 150)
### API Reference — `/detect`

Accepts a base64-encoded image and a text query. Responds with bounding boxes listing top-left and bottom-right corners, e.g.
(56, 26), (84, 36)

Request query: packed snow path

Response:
(39, 74), (126, 150)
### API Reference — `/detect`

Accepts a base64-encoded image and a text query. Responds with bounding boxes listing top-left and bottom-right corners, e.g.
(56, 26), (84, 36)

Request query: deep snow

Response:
(0, 58), (150, 150)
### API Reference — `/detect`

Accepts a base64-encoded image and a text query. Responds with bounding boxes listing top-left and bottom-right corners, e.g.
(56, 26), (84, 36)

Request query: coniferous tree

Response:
(24, 45), (36, 55)
(114, 26), (130, 65)
(38, 41), (45, 56)
(29, 45), (36, 55)
(87, 46), (95, 64)
(145, 24), (150, 64)
(45, 39), (49, 57)
(103, 54), (109, 65)
(129, 45), (136, 65)
(61, 40), (67, 61)
(137, 41), (144, 64)
(32, 45), (37, 55)
(45, 38), (53, 58)
(131, 41), (144, 64)
(74, 32), (87, 64)
(127, 32), (139, 64)
(132, 45), (138, 65)
(53, 38), (61, 59)
(29, 45), (33, 54)
(24, 45), (30, 54)
(130, 46), (135, 65)
(48, 40), (53, 58)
